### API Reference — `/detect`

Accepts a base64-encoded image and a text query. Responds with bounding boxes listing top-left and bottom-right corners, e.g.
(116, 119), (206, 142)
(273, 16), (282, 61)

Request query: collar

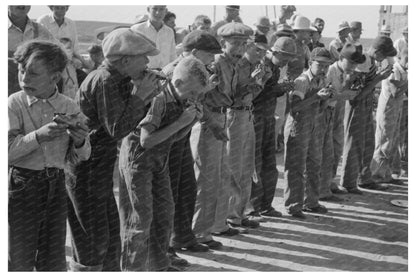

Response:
(335, 61), (344, 74)
(166, 81), (185, 106)
(305, 69), (314, 82)
(8, 16), (32, 31)
(147, 20), (166, 31)
(49, 13), (67, 26)
(26, 89), (61, 108)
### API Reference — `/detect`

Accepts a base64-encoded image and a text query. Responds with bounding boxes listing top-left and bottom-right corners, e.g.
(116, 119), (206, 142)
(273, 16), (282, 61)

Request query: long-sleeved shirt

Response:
(8, 90), (90, 170)
(37, 13), (80, 54)
(235, 57), (262, 106)
(326, 61), (349, 107)
(328, 37), (345, 61)
(8, 16), (55, 54)
(130, 20), (176, 69)
(287, 39), (310, 80)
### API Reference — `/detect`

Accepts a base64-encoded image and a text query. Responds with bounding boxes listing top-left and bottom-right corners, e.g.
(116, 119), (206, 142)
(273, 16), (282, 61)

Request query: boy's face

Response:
(226, 8), (239, 20)
(272, 52), (294, 67)
(315, 21), (325, 31)
(373, 50), (386, 62)
(18, 58), (59, 99)
(295, 30), (311, 42)
(9, 6), (31, 19)
(245, 44), (267, 63)
(165, 17), (176, 29)
(148, 6), (167, 23)
(123, 54), (149, 79)
(339, 58), (358, 74)
(222, 37), (247, 61)
(311, 32), (321, 43)
(91, 52), (104, 65)
(193, 50), (216, 65)
(195, 23), (211, 32)
(338, 29), (350, 42)
(310, 60), (330, 78)
(175, 76), (207, 100)
(399, 50), (408, 69)
(257, 26), (270, 35)
(350, 29), (362, 40)
(51, 6), (68, 19)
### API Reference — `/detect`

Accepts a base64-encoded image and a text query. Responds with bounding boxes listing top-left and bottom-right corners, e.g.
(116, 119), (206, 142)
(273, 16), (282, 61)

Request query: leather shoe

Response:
(200, 240), (222, 250)
(359, 182), (389, 191)
(175, 242), (209, 252)
(291, 210), (306, 219)
(319, 195), (344, 202)
(168, 252), (190, 267)
(346, 187), (363, 195)
(247, 213), (267, 222)
(212, 227), (240, 236)
(241, 218), (260, 228)
(303, 204), (328, 214)
(260, 208), (283, 218)
(331, 186), (348, 194)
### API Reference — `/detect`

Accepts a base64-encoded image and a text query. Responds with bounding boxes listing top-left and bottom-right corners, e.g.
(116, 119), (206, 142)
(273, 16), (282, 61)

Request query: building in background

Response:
(378, 5), (407, 41)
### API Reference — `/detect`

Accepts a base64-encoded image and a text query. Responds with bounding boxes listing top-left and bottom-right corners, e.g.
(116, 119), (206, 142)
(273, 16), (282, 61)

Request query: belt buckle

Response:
(45, 167), (56, 178)
(221, 107), (227, 113)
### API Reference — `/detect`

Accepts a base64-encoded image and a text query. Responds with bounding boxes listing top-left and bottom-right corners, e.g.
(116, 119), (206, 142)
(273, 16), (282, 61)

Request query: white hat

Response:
(291, 15), (316, 31)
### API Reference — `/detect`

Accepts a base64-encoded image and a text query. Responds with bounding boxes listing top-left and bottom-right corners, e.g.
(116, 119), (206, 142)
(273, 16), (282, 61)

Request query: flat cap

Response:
(182, 30), (222, 54)
(275, 23), (294, 38)
(350, 21), (363, 30)
(310, 47), (333, 63)
(372, 36), (397, 57)
(271, 37), (296, 55)
(217, 21), (254, 38)
(103, 28), (159, 62)
(226, 5), (240, 10)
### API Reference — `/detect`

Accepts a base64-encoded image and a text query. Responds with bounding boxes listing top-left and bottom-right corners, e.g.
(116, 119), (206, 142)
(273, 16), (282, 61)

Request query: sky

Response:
(23, 3), (405, 39)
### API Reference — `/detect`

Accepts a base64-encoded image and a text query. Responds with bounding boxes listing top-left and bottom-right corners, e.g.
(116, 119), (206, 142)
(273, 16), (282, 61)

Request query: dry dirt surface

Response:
(65, 153), (408, 271)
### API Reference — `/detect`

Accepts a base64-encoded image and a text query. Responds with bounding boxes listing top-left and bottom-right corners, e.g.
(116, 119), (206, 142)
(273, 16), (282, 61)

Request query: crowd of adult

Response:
(8, 5), (408, 271)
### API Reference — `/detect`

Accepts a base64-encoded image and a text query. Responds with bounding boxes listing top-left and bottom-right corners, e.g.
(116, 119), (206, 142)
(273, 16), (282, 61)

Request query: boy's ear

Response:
(173, 78), (183, 89)
(51, 72), (62, 84)
(220, 38), (226, 49)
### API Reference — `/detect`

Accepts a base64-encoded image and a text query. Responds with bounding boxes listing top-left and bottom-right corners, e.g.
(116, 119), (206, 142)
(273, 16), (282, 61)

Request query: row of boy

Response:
(8, 15), (407, 272)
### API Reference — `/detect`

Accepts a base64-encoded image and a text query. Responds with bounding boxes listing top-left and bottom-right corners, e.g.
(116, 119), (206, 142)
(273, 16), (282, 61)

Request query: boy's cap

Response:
(337, 21), (350, 33)
(182, 30), (222, 54)
(281, 5), (296, 12)
(380, 25), (391, 34)
(340, 43), (366, 64)
(310, 47), (333, 63)
(275, 23), (294, 37)
(292, 16), (316, 31)
(372, 36), (397, 57)
(103, 28), (159, 61)
(255, 16), (271, 28)
(253, 33), (270, 51)
(226, 5), (240, 10)
(271, 37), (297, 56)
(350, 21), (363, 31)
(217, 21), (253, 38)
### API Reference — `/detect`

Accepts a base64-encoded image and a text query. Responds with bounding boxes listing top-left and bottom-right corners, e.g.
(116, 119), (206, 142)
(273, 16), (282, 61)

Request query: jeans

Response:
(9, 167), (67, 271)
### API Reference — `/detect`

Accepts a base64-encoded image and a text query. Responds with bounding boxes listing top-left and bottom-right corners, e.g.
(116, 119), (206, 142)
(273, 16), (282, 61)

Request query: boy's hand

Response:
(131, 71), (159, 104)
(35, 122), (68, 144)
(317, 87), (333, 100)
(67, 121), (89, 147)
(178, 106), (197, 125)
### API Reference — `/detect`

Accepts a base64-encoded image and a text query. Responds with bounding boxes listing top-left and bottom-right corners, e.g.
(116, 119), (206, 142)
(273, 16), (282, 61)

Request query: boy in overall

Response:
(191, 21), (253, 247)
(226, 34), (272, 229)
(118, 57), (210, 271)
(248, 37), (297, 221)
(339, 36), (397, 194)
(284, 47), (335, 219)
(8, 40), (90, 271)
(371, 48), (408, 184)
(67, 28), (160, 271)
(319, 43), (366, 201)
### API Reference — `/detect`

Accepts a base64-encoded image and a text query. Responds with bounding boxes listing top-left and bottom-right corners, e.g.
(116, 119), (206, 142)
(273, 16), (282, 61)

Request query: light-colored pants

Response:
(332, 100), (345, 188)
(274, 94), (288, 139)
(191, 113), (229, 241)
(225, 109), (255, 225)
(371, 91), (404, 182)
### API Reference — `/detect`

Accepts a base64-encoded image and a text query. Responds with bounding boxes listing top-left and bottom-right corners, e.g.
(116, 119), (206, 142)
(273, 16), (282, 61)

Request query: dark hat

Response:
(340, 43), (366, 64)
(217, 21), (253, 38)
(310, 47), (333, 63)
(350, 21), (363, 30)
(253, 33), (270, 51)
(281, 5), (296, 12)
(275, 23), (294, 38)
(182, 30), (222, 54)
(337, 21), (351, 33)
(271, 37), (296, 56)
(103, 28), (159, 62)
(226, 5), (240, 10)
(372, 36), (397, 57)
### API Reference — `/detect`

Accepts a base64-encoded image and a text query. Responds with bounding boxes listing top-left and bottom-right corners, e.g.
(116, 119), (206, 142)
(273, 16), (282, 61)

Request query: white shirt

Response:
(394, 37), (408, 62)
(130, 20), (176, 69)
(37, 13), (80, 53)
(328, 38), (344, 61)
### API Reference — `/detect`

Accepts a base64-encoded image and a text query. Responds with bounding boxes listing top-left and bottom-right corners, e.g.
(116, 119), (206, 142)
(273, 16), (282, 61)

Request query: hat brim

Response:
(338, 27), (351, 33)
(293, 27), (317, 31)
(146, 49), (161, 57)
(255, 42), (271, 51)
(271, 47), (297, 56)
(312, 57), (333, 63)
(384, 47), (398, 57)
(256, 24), (271, 28)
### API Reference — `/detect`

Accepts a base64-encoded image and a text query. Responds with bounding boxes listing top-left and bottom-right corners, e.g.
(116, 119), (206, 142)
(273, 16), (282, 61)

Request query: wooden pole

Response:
(213, 6), (216, 22)
(265, 6), (269, 17)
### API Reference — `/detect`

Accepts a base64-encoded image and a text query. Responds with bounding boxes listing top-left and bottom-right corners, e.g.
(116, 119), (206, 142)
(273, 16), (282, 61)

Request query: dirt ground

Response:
(65, 152), (408, 271)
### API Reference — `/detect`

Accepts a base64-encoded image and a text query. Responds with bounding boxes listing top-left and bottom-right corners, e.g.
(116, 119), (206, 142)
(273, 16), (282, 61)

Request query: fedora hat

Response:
(292, 15), (315, 31)
(337, 21), (350, 33)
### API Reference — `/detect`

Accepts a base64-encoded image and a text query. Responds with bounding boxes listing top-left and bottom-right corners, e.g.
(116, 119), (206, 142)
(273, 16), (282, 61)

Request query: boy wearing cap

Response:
(371, 48), (408, 184)
(284, 47), (335, 218)
(287, 15), (314, 80)
(191, 21), (252, 247)
(225, 34), (272, 229)
(247, 36), (297, 220)
(329, 21), (351, 61)
(8, 40), (90, 271)
(118, 57), (210, 271)
(347, 21), (363, 44)
(339, 36), (396, 194)
(319, 43), (366, 201)
(131, 5), (176, 69)
(161, 30), (222, 255)
(66, 28), (160, 271)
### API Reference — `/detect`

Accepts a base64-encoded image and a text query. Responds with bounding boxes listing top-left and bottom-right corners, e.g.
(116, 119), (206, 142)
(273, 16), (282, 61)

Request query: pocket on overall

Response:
(8, 167), (32, 199)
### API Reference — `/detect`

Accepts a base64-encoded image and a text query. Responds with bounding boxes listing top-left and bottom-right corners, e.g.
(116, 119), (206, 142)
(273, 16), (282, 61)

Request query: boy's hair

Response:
(193, 15), (211, 27)
(14, 40), (68, 74)
(88, 43), (103, 55)
(173, 56), (209, 87)
(164, 11), (176, 22)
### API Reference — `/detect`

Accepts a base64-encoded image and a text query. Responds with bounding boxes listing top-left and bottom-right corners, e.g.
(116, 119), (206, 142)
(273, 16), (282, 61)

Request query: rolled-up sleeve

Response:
(139, 95), (165, 130)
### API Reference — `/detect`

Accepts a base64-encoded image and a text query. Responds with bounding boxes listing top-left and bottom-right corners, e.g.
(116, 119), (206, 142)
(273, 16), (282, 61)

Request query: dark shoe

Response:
(200, 240), (223, 250)
(179, 242), (209, 252)
(247, 213), (267, 222)
(346, 187), (363, 195)
(359, 182), (389, 191)
(331, 186), (348, 194)
(240, 218), (260, 228)
(166, 265), (183, 271)
(388, 179), (405, 186)
(168, 252), (190, 267)
(212, 226), (240, 236)
(291, 210), (306, 219)
(303, 204), (328, 214)
(319, 195), (344, 202)
(260, 208), (283, 218)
